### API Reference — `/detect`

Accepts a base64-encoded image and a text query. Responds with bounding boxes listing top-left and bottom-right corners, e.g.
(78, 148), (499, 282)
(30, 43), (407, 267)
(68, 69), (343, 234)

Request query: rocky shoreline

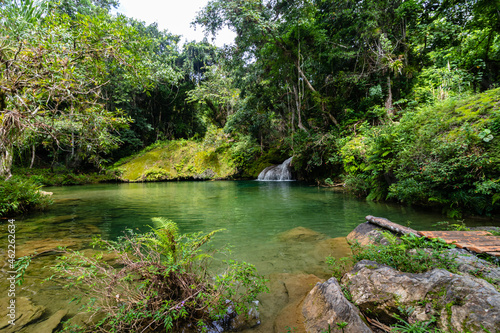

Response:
(2, 217), (500, 333)
(301, 217), (500, 333)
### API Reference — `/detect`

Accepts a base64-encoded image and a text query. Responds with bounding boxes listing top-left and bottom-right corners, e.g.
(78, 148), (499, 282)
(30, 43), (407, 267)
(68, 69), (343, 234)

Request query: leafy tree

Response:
(0, 1), (147, 177)
(187, 65), (240, 127)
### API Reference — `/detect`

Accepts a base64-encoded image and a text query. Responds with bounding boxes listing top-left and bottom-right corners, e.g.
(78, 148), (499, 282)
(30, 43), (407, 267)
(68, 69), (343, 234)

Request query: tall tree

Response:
(0, 1), (147, 177)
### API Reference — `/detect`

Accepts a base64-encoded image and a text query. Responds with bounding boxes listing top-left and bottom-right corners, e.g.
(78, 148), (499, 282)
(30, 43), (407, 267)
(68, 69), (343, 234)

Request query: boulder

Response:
(343, 260), (500, 333)
(346, 222), (389, 246)
(447, 248), (500, 285)
(0, 297), (46, 333)
(302, 278), (373, 333)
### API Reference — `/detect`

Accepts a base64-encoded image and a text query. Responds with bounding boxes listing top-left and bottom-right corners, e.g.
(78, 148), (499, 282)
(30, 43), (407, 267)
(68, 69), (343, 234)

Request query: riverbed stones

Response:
(0, 297), (45, 333)
(302, 278), (373, 333)
(343, 260), (500, 333)
(247, 273), (323, 333)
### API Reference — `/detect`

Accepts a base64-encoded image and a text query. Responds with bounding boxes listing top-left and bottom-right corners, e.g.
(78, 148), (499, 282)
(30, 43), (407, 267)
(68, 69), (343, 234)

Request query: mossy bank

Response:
(111, 128), (284, 182)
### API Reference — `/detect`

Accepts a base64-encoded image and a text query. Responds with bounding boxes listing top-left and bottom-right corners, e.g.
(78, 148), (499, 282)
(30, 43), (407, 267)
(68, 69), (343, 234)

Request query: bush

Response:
(339, 88), (500, 217)
(51, 218), (268, 332)
(0, 177), (52, 217)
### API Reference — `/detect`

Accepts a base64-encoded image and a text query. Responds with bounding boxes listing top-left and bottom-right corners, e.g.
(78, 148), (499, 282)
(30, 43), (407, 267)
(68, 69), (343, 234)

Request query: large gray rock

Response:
(302, 278), (373, 333)
(448, 248), (500, 285)
(343, 260), (500, 333)
(346, 222), (389, 246)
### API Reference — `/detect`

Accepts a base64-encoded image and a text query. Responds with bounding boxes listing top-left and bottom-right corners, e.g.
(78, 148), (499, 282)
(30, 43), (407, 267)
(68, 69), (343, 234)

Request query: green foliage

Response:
(340, 88), (500, 216)
(392, 307), (442, 333)
(0, 177), (52, 217)
(328, 233), (459, 278)
(13, 255), (32, 286)
(50, 218), (268, 332)
(353, 233), (459, 274)
(114, 128), (242, 181)
(14, 167), (117, 186)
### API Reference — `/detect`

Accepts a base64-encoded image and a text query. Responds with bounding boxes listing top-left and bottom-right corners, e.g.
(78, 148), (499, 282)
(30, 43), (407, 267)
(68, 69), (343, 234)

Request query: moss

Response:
(114, 138), (239, 182)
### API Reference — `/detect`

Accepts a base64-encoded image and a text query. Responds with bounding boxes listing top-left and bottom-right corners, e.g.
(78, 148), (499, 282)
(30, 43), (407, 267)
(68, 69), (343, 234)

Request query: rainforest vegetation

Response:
(1, 0), (499, 217)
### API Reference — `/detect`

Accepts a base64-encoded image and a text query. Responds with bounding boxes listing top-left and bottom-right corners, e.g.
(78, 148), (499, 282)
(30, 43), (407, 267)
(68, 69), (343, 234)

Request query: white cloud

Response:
(115, 0), (235, 47)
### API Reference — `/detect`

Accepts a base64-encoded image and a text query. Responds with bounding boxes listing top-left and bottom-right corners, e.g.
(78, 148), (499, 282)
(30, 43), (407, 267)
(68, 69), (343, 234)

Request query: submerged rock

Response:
(16, 238), (81, 257)
(302, 278), (373, 333)
(311, 237), (352, 262)
(343, 260), (500, 333)
(19, 309), (67, 333)
(0, 297), (46, 333)
(271, 273), (324, 333)
(277, 227), (327, 243)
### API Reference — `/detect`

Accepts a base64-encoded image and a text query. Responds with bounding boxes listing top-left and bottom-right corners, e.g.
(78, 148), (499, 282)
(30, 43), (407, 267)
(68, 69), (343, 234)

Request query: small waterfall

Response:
(257, 157), (294, 181)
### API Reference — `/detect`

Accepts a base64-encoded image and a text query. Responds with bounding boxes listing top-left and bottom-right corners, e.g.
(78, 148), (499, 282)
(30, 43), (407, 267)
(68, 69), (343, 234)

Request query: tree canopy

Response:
(1, 0), (499, 215)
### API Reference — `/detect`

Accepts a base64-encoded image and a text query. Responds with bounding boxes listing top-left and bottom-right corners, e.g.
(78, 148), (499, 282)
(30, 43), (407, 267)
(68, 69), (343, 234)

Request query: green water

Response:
(1, 180), (495, 330)
(19, 181), (448, 273)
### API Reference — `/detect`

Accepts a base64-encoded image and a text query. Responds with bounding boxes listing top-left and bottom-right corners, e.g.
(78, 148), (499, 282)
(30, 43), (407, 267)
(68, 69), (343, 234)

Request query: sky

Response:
(115, 0), (236, 47)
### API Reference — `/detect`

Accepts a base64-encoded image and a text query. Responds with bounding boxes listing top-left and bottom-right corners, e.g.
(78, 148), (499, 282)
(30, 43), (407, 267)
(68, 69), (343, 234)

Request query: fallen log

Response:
(365, 215), (420, 237)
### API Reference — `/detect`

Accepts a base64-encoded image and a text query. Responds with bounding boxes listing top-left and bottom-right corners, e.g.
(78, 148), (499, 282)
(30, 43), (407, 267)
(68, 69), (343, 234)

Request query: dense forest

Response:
(1, 0), (499, 218)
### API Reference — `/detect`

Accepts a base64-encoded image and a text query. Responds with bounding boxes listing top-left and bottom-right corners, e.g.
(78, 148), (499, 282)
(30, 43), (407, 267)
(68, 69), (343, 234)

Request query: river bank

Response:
(0, 211), (500, 333)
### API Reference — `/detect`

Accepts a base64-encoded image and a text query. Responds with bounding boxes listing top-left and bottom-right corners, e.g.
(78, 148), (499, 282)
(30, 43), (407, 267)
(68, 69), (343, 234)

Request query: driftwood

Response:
(365, 215), (420, 237)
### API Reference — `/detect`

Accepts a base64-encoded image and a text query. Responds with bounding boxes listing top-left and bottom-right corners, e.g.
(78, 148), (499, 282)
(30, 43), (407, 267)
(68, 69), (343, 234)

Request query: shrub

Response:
(0, 177), (52, 217)
(339, 88), (500, 217)
(51, 218), (268, 332)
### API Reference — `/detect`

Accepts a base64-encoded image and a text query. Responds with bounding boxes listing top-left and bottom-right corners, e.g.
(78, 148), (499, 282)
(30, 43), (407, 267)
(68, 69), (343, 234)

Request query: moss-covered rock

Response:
(113, 138), (238, 182)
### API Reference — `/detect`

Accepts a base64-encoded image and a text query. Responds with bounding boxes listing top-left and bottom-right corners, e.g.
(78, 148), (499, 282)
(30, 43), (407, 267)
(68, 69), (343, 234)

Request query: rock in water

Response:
(302, 278), (373, 333)
(258, 157), (294, 181)
(19, 309), (68, 333)
(277, 226), (327, 242)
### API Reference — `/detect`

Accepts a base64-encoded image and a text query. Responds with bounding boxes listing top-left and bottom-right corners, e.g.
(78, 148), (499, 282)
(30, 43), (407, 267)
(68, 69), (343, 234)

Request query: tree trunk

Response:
(292, 85), (309, 134)
(30, 144), (35, 169)
(0, 146), (13, 180)
(385, 76), (393, 115)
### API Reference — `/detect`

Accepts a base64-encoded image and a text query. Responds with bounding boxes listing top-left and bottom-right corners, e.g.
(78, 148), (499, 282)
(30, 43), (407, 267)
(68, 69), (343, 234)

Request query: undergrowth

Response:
(0, 176), (52, 217)
(50, 218), (268, 332)
(327, 232), (459, 280)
